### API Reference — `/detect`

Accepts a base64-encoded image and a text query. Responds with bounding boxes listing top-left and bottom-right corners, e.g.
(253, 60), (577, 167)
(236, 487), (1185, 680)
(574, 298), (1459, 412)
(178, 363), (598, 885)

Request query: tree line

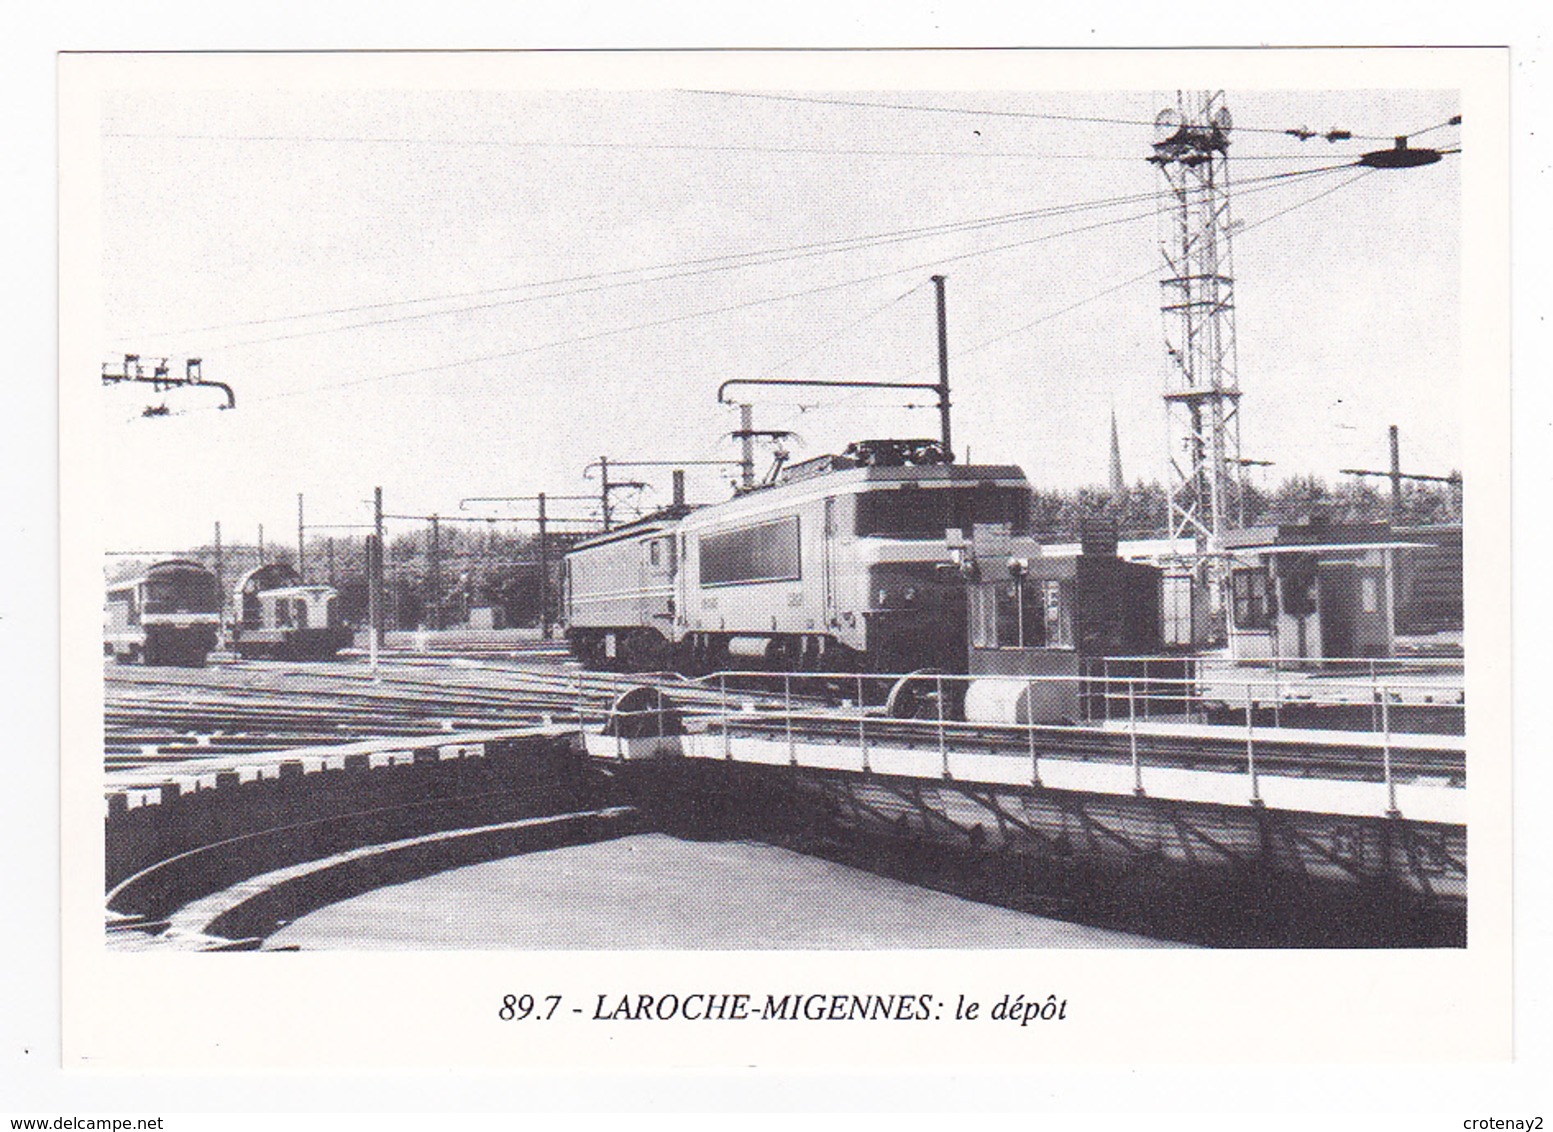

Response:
(138, 474), (1460, 631)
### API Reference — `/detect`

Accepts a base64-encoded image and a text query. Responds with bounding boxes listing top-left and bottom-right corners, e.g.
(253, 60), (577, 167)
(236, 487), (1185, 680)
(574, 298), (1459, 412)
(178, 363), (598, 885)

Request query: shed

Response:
(1221, 519), (1415, 661)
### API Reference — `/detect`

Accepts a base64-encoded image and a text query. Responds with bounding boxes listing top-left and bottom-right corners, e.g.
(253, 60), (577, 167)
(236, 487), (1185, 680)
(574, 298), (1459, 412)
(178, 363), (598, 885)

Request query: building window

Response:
(1361, 575), (1379, 614)
(1231, 568), (1272, 630)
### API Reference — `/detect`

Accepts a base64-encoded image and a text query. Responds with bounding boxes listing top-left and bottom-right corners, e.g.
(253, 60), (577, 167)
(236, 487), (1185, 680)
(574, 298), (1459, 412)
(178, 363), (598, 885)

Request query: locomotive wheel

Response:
(672, 638), (701, 677)
(885, 669), (963, 721)
(604, 685), (683, 738)
(624, 630), (671, 672)
(765, 636), (798, 673)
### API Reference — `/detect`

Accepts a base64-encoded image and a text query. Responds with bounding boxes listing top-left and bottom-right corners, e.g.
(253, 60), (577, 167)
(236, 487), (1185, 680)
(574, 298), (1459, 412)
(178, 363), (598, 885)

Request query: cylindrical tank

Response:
(726, 636), (771, 660)
(963, 677), (1078, 725)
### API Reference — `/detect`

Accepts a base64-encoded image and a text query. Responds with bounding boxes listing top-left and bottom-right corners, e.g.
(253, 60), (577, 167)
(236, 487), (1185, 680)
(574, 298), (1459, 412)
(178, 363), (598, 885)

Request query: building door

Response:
(1161, 573), (1193, 647)
(1319, 563), (1359, 658)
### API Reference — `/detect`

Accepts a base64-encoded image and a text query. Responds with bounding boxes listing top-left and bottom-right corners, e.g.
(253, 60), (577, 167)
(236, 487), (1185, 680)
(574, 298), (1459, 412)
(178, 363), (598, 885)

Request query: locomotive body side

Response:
(563, 519), (679, 669)
(676, 463), (1028, 672)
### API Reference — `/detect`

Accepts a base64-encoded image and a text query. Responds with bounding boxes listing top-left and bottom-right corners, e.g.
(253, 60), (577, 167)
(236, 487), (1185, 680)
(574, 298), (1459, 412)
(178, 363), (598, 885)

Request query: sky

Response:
(90, 80), (1461, 554)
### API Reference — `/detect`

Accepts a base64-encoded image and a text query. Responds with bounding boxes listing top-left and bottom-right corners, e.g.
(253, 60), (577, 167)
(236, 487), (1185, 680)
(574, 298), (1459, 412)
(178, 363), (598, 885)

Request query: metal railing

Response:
(572, 664), (1465, 812)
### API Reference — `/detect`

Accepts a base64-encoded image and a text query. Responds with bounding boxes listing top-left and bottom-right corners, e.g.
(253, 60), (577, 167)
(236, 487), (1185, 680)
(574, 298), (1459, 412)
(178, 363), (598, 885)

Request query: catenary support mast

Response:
(1152, 91), (1245, 559)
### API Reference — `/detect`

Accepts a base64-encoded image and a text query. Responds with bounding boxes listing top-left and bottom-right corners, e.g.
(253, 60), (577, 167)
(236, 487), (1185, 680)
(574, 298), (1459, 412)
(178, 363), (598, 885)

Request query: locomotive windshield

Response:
(144, 569), (218, 614)
(855, 485), (1030, 538)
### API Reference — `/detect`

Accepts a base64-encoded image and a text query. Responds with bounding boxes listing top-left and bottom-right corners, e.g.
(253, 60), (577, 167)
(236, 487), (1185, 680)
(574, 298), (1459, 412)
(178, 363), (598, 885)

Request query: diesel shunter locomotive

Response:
(231, 563), (353, 660)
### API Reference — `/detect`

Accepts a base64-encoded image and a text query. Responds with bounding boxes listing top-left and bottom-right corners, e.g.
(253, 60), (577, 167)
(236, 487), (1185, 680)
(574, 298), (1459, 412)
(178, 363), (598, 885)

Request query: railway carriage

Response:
(564, 440), (1033, 673)
(104, 559), (221, 666)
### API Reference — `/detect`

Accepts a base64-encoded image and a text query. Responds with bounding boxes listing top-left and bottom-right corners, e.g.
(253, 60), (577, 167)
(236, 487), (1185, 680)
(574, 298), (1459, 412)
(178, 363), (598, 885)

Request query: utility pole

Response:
(370, 487), (385, 645)
(458, 494), (600, 638)
(257, 523), (265, 563)
(213, 521), (224, 638)
(716, 275), (954, 457)
(728, 410), (795, 489)
(598, 455), (611, 532)
(470, 525), (484, 627)
(428, 514), (442, 630)
(933, 274), (953, 462)
(585, 458), (654, 530)
(326, 537), (336, 586)
(296, 493), (305, 582)
(1390, 424), (1404, 521)
(1340, 424), (1462, 523)
(537, 492), (550, 640)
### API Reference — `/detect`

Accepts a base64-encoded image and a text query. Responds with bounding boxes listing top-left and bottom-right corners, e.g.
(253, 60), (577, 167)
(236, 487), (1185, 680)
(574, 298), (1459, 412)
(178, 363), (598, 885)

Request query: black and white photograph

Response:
(53, 46), (1512, 1071)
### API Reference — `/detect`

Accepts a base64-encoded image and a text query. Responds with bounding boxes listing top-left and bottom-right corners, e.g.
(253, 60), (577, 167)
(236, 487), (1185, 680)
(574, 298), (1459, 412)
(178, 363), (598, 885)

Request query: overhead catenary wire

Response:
(130, 181), (1211, 341)
(134, 162), (1397, 424)
(1400, 115), (1462, 140)
(681, 89), (1410, 140)
(732, 165), (1387, 429)
(756, 166), (1384, 439)
(755, 282), (924, 380)
(938, 167), (1383, 372)
(102, 129), (1364, 163)
(122, 162), (1360, 347)
(216, 168), (1360, 410)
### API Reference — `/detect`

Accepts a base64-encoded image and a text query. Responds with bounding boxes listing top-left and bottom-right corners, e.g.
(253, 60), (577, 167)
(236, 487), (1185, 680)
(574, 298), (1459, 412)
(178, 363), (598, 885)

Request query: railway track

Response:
(103, 657), (799, 771)
(104, 656), (1464, 788)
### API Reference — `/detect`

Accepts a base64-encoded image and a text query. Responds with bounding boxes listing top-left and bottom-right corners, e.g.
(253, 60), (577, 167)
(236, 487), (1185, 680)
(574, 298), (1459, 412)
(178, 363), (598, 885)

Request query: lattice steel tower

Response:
(1150, 91), (1245, 555)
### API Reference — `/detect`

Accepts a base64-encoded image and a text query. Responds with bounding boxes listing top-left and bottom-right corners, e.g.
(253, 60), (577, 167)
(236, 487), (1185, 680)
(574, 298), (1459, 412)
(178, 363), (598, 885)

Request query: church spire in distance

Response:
(1108, 408), (1125, 497)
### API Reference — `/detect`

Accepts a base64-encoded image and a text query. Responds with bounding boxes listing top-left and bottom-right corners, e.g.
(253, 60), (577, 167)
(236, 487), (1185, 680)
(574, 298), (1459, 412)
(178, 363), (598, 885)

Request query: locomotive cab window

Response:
(1042, 579), (1074, 649)
(970, 577), (1070, 648)
(969, 578), (1051, 649)
(855, 484), (1030, 539)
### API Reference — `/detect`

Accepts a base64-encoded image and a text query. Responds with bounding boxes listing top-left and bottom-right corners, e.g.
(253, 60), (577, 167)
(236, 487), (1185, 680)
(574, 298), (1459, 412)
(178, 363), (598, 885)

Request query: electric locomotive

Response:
(563, 440), (1033, 673)
(103, 558), (221, 666)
